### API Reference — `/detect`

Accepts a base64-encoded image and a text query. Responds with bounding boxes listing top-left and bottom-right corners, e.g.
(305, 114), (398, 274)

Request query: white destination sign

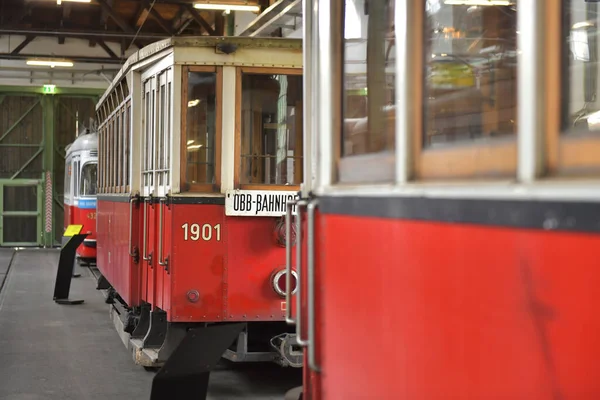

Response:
(225, 190), (299, 216)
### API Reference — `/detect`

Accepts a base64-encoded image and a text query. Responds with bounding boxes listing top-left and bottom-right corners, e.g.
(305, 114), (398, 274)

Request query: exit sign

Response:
(42, 84), (56, 94)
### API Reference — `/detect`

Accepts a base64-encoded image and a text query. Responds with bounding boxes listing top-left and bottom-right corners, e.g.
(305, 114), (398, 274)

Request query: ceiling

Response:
(0, 0), (300, 87)
(0, 0), (281, 63)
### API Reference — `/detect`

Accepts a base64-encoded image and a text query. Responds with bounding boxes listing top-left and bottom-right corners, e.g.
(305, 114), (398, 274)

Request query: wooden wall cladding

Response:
(0, 95), (43, 179)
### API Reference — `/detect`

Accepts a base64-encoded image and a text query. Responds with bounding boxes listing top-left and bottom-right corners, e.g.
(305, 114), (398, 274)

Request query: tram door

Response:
(155, 68), (173, 313)
(64, 154), (73, 229)
(141, 68), (173, 313)
(141, 75), (156, 309)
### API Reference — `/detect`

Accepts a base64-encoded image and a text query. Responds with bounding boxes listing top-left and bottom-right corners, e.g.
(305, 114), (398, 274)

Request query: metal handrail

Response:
(142, 195), (151, 262)
(295, 199), (309, 346)
(285, 199), (297, 324)
(128, 192), (139, 257)
(158, 197), (167, 266)
(307, 199), (320, 371)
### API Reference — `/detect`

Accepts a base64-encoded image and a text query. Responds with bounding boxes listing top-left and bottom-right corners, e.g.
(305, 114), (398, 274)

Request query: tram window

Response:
(98, 128), (103, 193)
(183, 69), (218, 190)
(64, 161), (71, 197)
(156, 70), (170, 190)
(74, 160), (80, 197)
(116, 113), (121, 191)
(342, 0), (395, 157)
(80, 163), (97, 196)
(424, 1), (518, 145)
(238, 70), (303, 187)
(142, 78), (156, 190)
(559, 0), (600, 172)
(416, 1), (519, 179)
(158, 80), (165, 185)
(125, 103), (131, 188)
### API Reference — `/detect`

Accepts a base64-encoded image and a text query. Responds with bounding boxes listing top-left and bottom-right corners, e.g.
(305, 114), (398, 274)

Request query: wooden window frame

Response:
(180, 65), (222, 193)
(234, 66), (303, 191)
(546, 2), (600, 177)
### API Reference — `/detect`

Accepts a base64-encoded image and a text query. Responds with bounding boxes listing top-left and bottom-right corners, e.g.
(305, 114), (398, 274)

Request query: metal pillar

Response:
(226, 12), (235, 36)
(42, 94), (55, 247)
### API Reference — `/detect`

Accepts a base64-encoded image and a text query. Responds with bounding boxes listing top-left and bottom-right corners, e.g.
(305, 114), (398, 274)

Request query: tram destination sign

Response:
(225, 190), (299, 217)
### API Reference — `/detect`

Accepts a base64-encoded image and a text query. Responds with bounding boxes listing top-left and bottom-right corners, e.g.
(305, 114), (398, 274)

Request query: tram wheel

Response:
(285, 386), (303, 400)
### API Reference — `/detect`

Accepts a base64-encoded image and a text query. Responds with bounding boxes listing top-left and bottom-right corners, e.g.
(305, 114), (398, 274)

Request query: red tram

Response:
(289, 1), (600, 399)
(94, 37), (303, 397)
(64, 126), (98, 263)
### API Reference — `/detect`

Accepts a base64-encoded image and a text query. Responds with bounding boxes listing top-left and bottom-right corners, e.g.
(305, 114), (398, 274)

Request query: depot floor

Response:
(0, 248), (301, 400)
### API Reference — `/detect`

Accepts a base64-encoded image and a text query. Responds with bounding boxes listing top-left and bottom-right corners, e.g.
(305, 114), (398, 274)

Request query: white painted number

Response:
(202, 224), (211, 241)
(182, 223), (221, 241)
(190, 223), (200, 240)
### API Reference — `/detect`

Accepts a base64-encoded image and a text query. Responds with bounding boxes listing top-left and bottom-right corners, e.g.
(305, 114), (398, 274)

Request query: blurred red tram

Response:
(288, 1), (600, 399)
(94, 37), (304, 397)
(64, 126), (98, 264)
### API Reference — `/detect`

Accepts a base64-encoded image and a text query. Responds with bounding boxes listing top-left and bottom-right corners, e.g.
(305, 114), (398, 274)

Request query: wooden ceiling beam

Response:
(145, 4), (174, 35)
(171, 5), (188, 31)
(10, 36), (36, 55)
(97, 40), (119, 59)
(95, 0), (136, 33)
(0, 53), (124, 65)
(185, 4), (215, 36)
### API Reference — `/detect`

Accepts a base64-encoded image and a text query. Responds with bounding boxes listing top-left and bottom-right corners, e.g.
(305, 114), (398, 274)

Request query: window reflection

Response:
(185, 72), (217, 185)
(565, 1), (600, 133)
(424, 1), (518, 146)
(80, 163), (97, 196)
(342, 0), (396, 157)
(240, 73), (303, 185)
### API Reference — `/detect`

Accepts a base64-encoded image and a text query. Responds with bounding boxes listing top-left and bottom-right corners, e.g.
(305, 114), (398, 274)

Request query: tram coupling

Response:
(271, 333), (303, 368)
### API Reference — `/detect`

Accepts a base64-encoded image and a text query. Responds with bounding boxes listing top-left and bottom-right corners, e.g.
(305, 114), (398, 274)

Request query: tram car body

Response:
(64, 127), (98, 262)
(94, 36), (303, 394)
(289, 1), (600, 399)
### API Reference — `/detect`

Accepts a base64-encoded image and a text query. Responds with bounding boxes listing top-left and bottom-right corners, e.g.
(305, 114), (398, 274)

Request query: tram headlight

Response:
(271, 269), (298, 298)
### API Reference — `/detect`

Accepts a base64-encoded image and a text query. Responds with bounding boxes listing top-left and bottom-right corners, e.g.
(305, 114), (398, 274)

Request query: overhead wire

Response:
(122, 0), (159, 60)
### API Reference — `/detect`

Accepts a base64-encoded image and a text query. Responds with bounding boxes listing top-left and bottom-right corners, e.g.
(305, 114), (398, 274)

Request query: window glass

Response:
(80, 163), (97, 196)
(142, 79), (155, 189)
(64, 159), (71, 196)
(423, 0), (518, 146)
(564, 0), (600, 134)
(166, 79), (171, 185)
(74, 160), (80, 197)
(185, 71), (217, 185)
(116, 113), (121, 188)
(123, 106), (128, 187)
(158, 79), (166, 186)
(240, 73), (303, 185)
(342, 0), (396, 157)
(126, 104), (131, 187)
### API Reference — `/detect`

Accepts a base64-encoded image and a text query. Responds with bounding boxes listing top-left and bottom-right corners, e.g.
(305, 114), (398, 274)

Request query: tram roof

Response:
(96, 36), (303, 112)
(66, 130), (98, 155)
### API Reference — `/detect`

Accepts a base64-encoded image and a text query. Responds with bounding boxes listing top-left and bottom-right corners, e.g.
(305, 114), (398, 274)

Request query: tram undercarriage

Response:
(99, 280), (301, 383)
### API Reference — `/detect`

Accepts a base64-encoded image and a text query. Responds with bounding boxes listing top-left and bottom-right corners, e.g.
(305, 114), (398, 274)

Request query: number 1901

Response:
(181, 223), (221, 241)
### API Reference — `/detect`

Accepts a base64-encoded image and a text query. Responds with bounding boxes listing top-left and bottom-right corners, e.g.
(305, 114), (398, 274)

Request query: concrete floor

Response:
(0, 248), (301, 400)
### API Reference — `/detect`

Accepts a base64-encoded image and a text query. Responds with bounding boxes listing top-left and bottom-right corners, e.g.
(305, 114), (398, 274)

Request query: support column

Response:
(226, 12), (235, 36)
(42, 94), (55, 247)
